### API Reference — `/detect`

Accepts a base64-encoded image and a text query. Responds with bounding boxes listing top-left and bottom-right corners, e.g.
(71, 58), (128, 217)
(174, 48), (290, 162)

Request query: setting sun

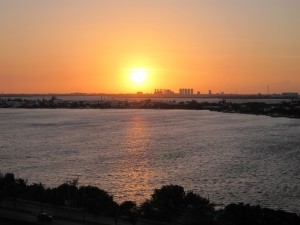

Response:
(0, 1), (299, 94)
(129, 68), (148, 85)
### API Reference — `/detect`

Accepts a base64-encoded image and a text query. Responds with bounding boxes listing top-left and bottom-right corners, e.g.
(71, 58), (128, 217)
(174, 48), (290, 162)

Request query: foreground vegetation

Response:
(0, 173), (299, 225)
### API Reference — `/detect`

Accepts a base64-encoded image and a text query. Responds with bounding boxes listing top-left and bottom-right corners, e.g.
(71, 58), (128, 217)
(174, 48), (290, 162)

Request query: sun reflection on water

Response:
(117, 116), (155, 203)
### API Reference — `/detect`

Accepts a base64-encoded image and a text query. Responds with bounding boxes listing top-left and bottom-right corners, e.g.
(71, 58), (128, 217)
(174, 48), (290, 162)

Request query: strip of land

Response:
(1, 96), (299, 119)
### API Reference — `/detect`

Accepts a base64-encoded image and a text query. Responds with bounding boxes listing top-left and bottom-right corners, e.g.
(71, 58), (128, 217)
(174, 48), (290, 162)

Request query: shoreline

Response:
(1, 97), (300, 119)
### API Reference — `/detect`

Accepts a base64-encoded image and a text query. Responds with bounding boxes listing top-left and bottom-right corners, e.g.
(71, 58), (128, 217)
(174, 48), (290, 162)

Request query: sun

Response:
(129, 68), (147, 84)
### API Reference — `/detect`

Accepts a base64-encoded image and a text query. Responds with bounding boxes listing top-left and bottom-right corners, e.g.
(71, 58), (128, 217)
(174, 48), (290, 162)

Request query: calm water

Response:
(0, 109), (299, 212)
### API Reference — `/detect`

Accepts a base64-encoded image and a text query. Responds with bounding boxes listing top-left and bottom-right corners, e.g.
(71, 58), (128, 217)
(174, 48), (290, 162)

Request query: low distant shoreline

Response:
(1, 92), (299, 100)
(1, 96), (300, 119)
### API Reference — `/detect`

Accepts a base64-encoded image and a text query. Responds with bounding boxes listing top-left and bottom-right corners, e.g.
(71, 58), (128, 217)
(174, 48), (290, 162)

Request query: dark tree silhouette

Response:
(216, 203), (300, 225)
(1, 173), (300, 225)
(181, 191), (215, 225)
(119, 201), (139, 225)
(77, 186), (115, 217)
(141, 185), (186, 222)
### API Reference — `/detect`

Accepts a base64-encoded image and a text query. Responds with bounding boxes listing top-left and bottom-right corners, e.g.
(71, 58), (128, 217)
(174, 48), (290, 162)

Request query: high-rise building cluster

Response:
(154, 89), (174, 94)
(179, 88), (194, 95)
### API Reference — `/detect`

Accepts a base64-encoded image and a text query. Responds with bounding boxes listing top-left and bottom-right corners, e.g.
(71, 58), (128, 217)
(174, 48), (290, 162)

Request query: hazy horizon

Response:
(1, 0), (300, 94)
(0, 91), (298, 95)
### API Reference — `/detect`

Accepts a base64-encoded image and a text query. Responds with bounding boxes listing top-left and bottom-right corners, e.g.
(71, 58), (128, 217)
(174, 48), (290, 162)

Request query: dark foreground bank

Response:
(1, 173), (299, 225)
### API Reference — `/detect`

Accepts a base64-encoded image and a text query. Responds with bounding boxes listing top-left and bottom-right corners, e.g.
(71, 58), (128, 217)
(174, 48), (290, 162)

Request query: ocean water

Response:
(0, 108), (299, 213)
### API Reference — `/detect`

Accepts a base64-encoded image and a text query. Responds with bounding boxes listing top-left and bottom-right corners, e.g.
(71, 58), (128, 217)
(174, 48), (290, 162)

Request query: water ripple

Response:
(0, 108), (299, 213)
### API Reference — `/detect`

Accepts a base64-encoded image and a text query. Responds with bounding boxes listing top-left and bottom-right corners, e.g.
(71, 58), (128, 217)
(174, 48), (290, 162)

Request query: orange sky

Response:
(0, 0), (300, 94)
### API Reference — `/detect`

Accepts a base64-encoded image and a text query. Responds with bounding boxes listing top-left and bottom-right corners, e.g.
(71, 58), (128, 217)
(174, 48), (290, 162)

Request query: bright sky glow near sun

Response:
(129, 68), (148, 85)
(0, 0), (300, 94)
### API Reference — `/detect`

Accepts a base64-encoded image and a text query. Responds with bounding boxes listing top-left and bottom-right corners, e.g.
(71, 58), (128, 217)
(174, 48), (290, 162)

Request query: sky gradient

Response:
(1, 0), (300, 94)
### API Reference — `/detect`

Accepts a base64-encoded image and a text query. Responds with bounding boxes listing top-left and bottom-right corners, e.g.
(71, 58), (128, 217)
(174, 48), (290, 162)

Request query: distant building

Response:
(154, 89), (174, 95)
(208, 90), (212, 95)
(282, 92), (299, 98)
(179, 88), (194, 95)
(271, 93), (281, 97)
